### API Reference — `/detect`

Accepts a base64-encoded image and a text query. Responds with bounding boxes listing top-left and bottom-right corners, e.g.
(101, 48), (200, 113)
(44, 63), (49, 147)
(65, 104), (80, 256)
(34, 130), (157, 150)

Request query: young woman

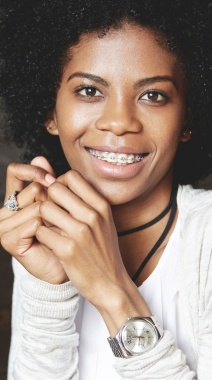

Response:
(0, 1), (211, 379)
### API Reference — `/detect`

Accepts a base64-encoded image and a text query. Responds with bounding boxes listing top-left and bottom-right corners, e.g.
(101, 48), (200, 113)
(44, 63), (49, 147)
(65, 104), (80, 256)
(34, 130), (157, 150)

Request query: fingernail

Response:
(45, 173), (56, 185)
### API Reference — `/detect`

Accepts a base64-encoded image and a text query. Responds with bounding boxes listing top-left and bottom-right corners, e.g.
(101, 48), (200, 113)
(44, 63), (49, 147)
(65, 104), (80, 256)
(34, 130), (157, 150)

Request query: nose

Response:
(95, 98), (142, 136)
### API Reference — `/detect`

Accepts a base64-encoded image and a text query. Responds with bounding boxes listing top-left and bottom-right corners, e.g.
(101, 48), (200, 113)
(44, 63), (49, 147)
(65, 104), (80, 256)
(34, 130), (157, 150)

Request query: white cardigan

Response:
(7, 185), (212, 379)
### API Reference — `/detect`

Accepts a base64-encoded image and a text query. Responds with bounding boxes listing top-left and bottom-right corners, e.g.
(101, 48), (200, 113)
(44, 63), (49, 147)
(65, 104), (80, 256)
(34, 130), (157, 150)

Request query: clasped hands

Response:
(0, 156), (150, 334)
(0, 157), (127, 302)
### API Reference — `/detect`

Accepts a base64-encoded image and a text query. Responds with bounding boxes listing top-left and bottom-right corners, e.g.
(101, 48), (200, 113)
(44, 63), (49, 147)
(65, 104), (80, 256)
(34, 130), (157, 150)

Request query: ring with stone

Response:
(4, 191), (20, 211)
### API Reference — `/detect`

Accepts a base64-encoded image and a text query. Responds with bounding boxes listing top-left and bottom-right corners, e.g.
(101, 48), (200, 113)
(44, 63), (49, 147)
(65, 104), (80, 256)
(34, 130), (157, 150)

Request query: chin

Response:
(92, 183), (140, 206)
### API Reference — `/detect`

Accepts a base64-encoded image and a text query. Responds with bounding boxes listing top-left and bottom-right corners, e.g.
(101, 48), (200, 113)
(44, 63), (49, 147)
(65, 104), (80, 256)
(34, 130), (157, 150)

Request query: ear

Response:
(180, 109), (192, 142)
(44, 112), (59, 136)
(180, 128), (192, 142)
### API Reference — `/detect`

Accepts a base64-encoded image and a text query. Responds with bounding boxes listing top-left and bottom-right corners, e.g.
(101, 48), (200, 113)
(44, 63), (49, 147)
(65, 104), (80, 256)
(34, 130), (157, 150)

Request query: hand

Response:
(0, 156), (68, 284)
(36, 170), (151, 335)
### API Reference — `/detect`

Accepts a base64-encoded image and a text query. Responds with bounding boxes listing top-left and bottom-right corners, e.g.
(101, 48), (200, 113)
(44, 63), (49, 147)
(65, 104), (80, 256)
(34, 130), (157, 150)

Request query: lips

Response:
(84, 146), (150, 179)
(87, 147), (149, 166)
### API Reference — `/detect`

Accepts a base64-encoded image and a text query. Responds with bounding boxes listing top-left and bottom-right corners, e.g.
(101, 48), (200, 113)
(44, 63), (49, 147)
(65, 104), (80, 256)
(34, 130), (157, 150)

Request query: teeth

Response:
(89, 149), (144, 164)
(127, 155), (135, 163)
(108, 152), (117, 163)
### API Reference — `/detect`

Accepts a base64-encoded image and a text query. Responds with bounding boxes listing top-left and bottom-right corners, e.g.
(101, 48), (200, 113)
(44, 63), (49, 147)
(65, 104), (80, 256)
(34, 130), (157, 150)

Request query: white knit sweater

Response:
(7, 185), (212, 379)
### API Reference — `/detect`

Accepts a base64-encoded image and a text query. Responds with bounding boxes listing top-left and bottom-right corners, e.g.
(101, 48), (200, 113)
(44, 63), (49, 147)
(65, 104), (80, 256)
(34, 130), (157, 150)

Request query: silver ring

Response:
(4, 191), (20, 211)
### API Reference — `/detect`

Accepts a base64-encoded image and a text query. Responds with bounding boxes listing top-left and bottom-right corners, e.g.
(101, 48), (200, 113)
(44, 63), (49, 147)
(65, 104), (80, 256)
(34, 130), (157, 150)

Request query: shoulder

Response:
(177, 186), (212, 342)
(177, 184), (212, 252)
(177, 185), (212, 229)
(177, 184), (212, 213)
(177, 184), (212, 286)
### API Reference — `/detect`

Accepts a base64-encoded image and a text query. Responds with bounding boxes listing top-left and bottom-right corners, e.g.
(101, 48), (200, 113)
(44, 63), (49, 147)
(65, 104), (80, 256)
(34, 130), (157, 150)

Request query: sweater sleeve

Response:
(178, 188), (212, 380)
(10, 269), (79, 380)
(113, 189), (212, 380)
(113, 330), (196, 379)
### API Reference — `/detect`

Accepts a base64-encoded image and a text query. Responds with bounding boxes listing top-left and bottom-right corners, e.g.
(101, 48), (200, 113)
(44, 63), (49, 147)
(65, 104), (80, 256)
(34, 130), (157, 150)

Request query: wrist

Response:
(96, 279), (151, 336)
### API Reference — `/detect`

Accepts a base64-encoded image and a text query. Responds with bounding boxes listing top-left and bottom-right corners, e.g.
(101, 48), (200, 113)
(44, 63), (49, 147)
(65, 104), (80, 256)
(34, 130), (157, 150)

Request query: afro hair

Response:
(0, 0), (211, 182)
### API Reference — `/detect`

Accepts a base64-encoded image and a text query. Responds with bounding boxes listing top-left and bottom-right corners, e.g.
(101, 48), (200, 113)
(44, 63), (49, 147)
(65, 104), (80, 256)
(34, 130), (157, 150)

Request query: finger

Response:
(1, 218), (67, 284)
(40, 190), (115, 258)
(56, 170), (110, 215)
(36, 225), (74, 262)
(31, 156), (55, 177)
(35, 225), (118, 292)
(39, 201), (84, 237)
(1, 217), (42, 257)
(47, 182), (94, 222)
(1, 181), (48, 219)
(17, 181), (48, 207)
(5, 162), (56, 201)
(0, 202), (41, 235)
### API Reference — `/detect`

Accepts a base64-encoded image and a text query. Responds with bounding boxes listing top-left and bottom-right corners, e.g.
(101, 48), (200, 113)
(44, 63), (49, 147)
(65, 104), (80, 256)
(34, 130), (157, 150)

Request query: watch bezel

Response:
(107, 316), (163, 358)
(119, 317), (159, 356)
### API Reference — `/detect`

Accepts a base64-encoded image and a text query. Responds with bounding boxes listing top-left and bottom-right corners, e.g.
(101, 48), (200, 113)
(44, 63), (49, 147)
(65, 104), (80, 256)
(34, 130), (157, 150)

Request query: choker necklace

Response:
(117, 187), (176, 237)
(117, 185), (178, 283)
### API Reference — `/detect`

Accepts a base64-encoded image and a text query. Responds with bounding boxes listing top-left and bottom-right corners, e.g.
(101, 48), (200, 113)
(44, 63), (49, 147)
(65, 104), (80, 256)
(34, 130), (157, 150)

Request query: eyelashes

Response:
(74, 85), (103, 98)
(74, 85), (170, 104)
(139, 90), (170, 103)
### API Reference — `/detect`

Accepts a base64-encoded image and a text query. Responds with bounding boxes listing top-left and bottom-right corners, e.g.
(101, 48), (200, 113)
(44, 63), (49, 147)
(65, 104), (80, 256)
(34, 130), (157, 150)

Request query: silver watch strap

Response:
(107, 337), (126, 358)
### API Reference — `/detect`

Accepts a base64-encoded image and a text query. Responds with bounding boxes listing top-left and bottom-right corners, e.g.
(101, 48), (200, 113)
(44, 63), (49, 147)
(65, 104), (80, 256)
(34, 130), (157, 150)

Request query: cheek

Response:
(56, 108), (87, 142)
(145, 117), (184, 172)
(155, 129), (182, 160)
(55, 95), (102, 143)
(149, 107), (184, 147)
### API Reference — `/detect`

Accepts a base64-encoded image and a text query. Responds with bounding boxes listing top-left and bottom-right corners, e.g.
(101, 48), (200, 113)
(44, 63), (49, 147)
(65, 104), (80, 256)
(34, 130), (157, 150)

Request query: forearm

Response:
(11, 274), (79, 380)
(97, 279), (196, 379)
(96, 277), (151, 336)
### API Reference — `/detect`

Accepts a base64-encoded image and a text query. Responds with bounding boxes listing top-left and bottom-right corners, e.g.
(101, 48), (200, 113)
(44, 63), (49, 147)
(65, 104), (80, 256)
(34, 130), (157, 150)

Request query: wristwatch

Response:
(107, 316), (163, 358)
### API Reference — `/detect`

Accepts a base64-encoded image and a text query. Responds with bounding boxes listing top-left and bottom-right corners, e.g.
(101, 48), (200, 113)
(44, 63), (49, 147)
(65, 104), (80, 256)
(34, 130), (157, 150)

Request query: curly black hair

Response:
(0, 0), (211, 182)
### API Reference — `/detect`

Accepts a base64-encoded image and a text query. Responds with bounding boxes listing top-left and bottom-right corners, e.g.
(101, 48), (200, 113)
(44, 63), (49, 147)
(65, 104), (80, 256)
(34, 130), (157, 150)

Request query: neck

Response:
(111, 176), (174, 233)
(111, 175), (178, 285)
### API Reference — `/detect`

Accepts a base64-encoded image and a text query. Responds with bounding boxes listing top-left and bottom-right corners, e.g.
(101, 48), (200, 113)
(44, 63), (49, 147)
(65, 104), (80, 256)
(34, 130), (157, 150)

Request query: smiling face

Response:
(47, 24), (189, 205)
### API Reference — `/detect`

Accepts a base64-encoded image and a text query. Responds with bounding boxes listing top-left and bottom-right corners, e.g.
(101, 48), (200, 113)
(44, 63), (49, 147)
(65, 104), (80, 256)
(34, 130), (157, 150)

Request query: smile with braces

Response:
(88, 149), (147, 165)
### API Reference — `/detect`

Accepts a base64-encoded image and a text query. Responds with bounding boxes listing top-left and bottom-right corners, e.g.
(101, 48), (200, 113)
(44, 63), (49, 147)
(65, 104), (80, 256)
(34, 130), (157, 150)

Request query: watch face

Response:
(121, 319), (157, 354)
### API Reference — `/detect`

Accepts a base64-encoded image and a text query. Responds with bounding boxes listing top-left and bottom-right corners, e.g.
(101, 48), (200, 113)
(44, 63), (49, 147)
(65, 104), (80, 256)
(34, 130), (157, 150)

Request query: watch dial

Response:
(122, 320), (157, 354)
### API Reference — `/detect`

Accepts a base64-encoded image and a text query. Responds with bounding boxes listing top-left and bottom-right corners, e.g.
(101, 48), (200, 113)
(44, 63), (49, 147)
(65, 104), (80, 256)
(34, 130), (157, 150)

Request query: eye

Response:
(139, 91), (169, 103)
(75, 86), (102, 98)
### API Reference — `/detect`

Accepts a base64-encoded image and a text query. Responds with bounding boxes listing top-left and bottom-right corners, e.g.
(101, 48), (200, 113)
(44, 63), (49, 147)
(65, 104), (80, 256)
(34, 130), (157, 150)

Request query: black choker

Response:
(117, 185), (178, 283)
(117, 190), (175, 237)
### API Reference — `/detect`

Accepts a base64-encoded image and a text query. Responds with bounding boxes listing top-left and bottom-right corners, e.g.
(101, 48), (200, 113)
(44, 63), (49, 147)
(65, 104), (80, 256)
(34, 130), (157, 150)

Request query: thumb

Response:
(31, 156), (55, 177)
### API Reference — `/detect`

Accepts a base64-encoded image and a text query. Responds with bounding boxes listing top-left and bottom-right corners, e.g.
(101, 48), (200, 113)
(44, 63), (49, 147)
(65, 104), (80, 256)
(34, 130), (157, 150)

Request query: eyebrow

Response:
(133, 76), (177, 89)
(67, 72), (177, 89)
(67, 72), (110, 87)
